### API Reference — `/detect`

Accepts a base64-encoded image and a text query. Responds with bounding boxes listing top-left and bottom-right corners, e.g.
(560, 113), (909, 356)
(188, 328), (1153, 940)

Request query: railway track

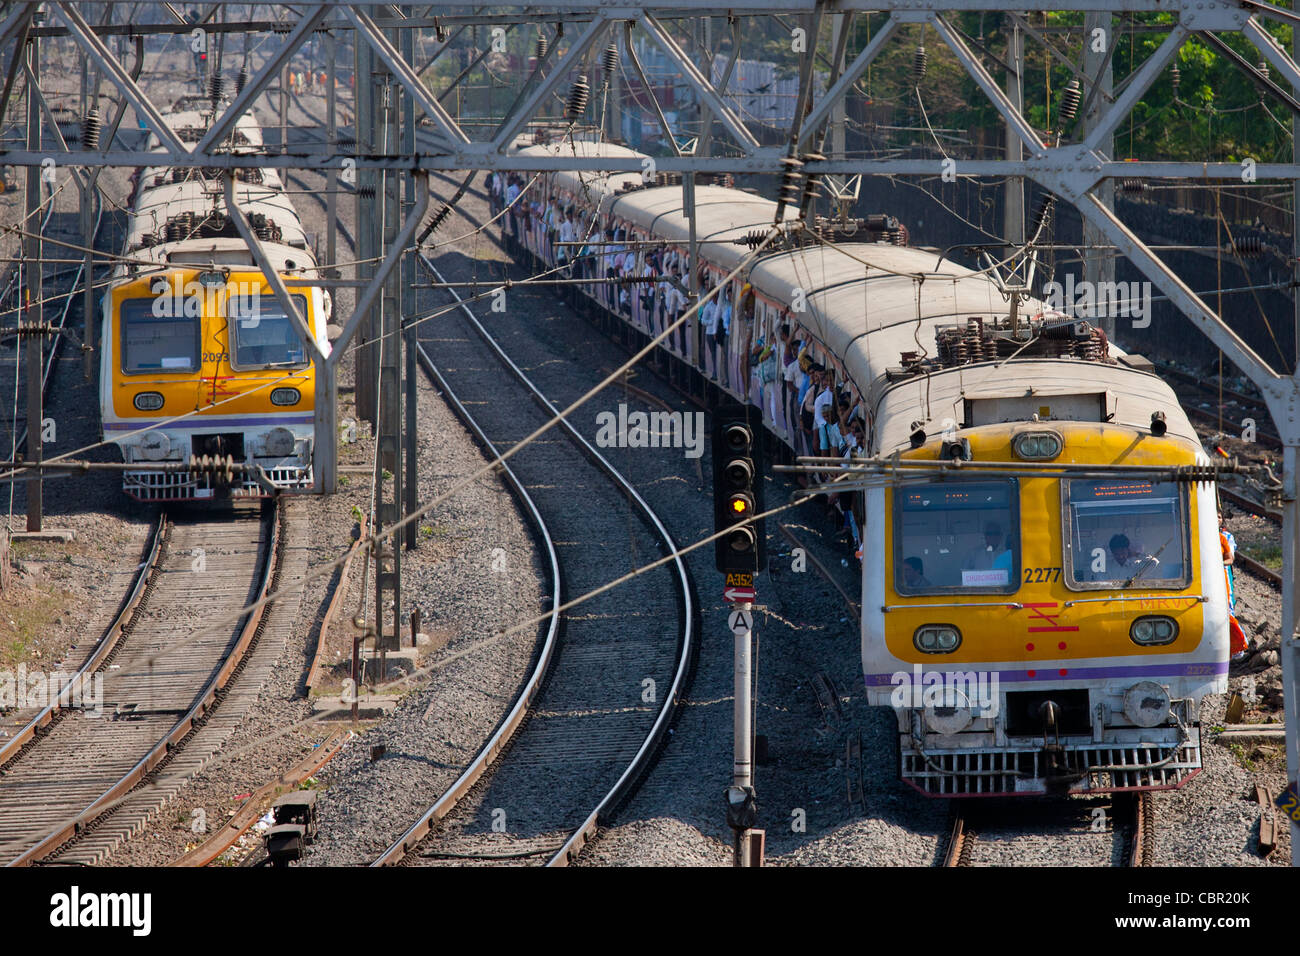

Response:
(941, 792), (1155, 866)
(369, 250), (696, 867)
(1162, 364), (1281, 449)
(0, 502), (280, 866)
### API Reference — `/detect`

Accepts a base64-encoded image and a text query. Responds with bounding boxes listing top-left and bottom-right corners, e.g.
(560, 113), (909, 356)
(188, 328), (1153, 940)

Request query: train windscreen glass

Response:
(1064, 479), (1189, 589)
(230, 295), (309, 369)
(121, 298), (199, 373)
(894, 480), (1019, 594)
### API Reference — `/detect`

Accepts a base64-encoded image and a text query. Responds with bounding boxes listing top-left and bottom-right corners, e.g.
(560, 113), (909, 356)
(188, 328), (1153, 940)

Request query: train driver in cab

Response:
(963, 521), (1013, 574)
(1098, 532), (1179, 582)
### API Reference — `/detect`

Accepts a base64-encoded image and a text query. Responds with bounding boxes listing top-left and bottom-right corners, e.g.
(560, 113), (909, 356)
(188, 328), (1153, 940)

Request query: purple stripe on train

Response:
(864, 659), (1228, 687)
(105, 415), (314, 430)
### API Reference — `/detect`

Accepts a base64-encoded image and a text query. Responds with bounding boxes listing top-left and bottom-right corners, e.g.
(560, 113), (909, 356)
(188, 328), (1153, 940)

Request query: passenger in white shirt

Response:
(557, 211), (575, 273)
(700, 287), (719, 379)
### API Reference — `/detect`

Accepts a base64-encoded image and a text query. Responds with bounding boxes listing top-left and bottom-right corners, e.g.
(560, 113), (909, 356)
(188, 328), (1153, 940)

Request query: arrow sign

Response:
(724, 586), (756, 604)
(728, 608), (753, 634)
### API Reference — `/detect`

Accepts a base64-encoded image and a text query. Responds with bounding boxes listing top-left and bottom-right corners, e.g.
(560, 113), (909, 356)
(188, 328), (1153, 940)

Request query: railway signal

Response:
(712, 404), (765, 574)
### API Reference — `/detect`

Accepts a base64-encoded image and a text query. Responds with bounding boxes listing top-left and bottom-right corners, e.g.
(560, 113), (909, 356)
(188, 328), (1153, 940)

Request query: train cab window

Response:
(121, 298), (199, 373)
(1063, 479), (1190, 590)
(894, 480), (1020, 594)
(230, 294), (310, 369)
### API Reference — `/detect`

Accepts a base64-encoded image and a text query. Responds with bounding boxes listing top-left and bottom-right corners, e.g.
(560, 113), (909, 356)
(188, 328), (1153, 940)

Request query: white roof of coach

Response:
(604, 185), (796, 272)
(128, 182), (308, 250)
(146, 109), (263, 153)
(739, 240), (1195, 451)
(117, 236), (316, 275)
(516, 141), (647, 211)
(871, 361), (1197, 453)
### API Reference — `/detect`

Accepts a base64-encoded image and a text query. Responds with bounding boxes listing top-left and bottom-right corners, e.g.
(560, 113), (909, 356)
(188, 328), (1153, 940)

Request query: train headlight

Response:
(133, 391), (164, 411)
(1130, 615), (1178, 646)
(914, 624), (961, 654)
(263, 427), (296, 458)
(1122, 680), (1171, 728)
(270, 387), (301, 406)
(139, 431), (170, 462)
(1012, 430), (1062, 460)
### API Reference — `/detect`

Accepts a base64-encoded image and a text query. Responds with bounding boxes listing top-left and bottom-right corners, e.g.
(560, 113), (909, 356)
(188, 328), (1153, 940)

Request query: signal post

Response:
(713, 404), (764, 866)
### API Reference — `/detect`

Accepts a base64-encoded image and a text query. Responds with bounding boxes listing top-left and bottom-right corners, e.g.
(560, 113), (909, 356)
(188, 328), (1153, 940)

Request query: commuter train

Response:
(100, 102), (330, 501)
(509, 138), (1228, 797)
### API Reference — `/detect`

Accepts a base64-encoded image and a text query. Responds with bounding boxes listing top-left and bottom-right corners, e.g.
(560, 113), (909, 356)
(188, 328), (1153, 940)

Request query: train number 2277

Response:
(1023, 566), (1062, 583)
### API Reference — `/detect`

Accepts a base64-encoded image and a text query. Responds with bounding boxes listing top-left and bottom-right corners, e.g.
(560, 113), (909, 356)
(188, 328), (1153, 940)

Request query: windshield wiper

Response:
(1122, 534), (1176, 589)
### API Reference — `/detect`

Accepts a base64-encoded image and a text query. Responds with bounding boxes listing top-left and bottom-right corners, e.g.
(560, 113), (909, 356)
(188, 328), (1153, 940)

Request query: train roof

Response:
(738, 239), (1195, 451)
(515, 140), (647, 211)
(145, 109), (263, 153)
(518, 146), (1197, 454)
(128, 181), (308, 247)
(603, 185), (797, 272)
(870, 359), (1198, 453)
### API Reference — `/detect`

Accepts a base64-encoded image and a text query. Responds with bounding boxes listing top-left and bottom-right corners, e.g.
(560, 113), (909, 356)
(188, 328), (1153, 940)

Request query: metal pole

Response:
(1081, 10), (1115, 340)
(402, 8), (418, 551)
(355, 25), (378, 425)
(1004, 14), (1024, 248)
(23, 29), (40, 533)
(279, 63), (288, 149)
(830, 13), (847, 165)
(1284, 13), (1300, 866)
(326, 28), (337, 275)
(730, 602), (754, 867)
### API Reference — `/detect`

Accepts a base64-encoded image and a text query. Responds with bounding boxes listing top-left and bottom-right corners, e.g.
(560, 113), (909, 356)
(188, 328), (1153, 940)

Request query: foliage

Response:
(843, 12), (1294, 163)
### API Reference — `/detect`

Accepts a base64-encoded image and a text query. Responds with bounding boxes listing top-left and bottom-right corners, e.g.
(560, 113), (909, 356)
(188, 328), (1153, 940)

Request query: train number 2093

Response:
(1023, 566), (1062, 583)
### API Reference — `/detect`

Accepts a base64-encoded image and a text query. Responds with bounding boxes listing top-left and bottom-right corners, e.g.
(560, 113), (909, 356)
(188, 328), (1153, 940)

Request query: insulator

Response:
(534, 32), (548, 61)
(733, 229), (768, 249)
(1230, 236), (1264, 257)
(1029, 194), (1056, 237)
(355, 184), (376, 199)
(565, 75), (590, 121)
(912, 45), (927, 82)
(602, 43), (620, 77)
(1171, 63), (1181, 94)
(795, 152), (825, 210)
(418, 204), (453, 244)
(209, 72), (224, 104)
(1058, 79), (1081, 125)
(1258, 60), (1270, 82)
(236, 65), (248, 96)
(1121, 178), (1148, 194)
(81, 108), (101, 152)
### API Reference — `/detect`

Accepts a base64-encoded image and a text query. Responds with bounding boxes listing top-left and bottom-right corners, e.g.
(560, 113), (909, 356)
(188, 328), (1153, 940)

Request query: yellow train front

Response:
(862, 396), (1229, 796)
(101, 267), (323, 501)
(101, 105), (329, 501)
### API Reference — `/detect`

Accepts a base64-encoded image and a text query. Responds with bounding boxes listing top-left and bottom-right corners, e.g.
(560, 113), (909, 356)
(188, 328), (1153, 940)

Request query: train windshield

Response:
(230, 294), (310, 369)
(894, 480), (1019, 594)
(121, 298), (199, 373)
(1064, 479), (1190, 589)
